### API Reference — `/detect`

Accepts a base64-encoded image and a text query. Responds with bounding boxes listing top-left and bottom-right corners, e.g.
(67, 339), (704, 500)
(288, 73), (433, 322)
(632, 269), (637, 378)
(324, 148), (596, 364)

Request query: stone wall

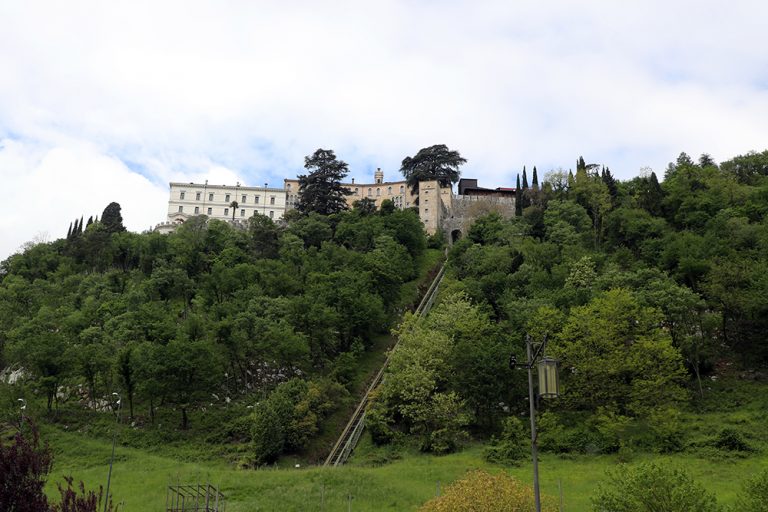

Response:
(442, 195), (516, 242)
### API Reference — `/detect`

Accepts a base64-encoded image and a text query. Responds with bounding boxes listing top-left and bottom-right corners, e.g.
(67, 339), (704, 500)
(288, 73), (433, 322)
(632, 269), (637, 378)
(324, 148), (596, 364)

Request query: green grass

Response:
(44, 428), (762, 511)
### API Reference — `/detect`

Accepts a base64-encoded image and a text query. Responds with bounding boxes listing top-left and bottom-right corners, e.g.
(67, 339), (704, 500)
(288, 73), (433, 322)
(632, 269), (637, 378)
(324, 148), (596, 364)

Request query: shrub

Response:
(647, 407), (686, 453)
(733, 469), (768, 512)
(0, 420), (115, 512)
(0, 423), (52, 512)
(714, 428), (752, 452)
(250, 378), (348, 464)
(484, 416), (528, 465)
(418, 469), (557, 512)
(592, 462), (721, 512)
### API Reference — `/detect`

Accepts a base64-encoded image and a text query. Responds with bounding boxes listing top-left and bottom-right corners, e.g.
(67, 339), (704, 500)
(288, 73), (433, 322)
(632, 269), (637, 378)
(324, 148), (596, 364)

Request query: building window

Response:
(255, 196), (260, 204)
(209, 193), (214, 201)
(178, 206), (183, 212)
(424, 199), (428, 204)
(194, 206), (200, 214)
(388, 186), (392, 195)
(253, 210), (258, 216)
(269, 211), (274, 218)
(240, 209), (245, 217)
(354, 188), (359, 195)
(180, 191), (185, 200)
(400, 185), (404, 193)
(224, 208), (229, 216)
(225, 194), (230, 202)
(242, 194), (247, 203)
(368, 188), (372, 196)
(207, 207), (212, 215)
(425, 209), (429, 213)
(196, 192), (201, 200)
(377, 188), (381, 196)
(270, 196), (275, 205)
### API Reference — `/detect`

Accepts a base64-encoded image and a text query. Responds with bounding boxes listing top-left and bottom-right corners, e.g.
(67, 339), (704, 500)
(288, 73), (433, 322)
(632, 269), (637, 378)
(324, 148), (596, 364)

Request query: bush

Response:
(0, 423), (52, 512)
(418, 469), (557, 512)
(250, 378), (348, 465)
(647, 407), (686, 453)
(484, 416), (528, 465)
(733, 469), (768, 512)
(714, 428), (752, 452)
(0, 420), (114, 512)
(592, 462), (721, 512)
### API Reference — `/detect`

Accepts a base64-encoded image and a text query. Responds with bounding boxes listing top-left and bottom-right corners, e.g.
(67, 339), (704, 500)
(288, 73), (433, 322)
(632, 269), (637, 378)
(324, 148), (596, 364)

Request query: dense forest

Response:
(2, 148), (768, 473)
(0, 194), (431, 464)
(369, 150), (768, 460)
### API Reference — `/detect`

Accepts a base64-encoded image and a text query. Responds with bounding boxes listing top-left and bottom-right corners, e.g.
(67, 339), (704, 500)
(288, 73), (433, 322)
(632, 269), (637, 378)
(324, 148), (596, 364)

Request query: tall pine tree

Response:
(297, 149), (353, 215)
(601, 167), (618, 200)
(515, 174), (522, 216)
(101, 203), (126, 233)
(532, 166), (539, 190)
(522, 166), (529, 189)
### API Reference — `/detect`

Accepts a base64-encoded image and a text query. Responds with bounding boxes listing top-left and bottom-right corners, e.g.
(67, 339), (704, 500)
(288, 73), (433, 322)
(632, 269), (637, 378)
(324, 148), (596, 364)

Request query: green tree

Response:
(116, 346), (136, 420)
(352, 197), (377, 215)
(400, 144), (466, 194)
(155, 339), (223, 429)
(551, 289), (687, 415)
(101, 202), (126, 233)
(297, 149), (352, 215)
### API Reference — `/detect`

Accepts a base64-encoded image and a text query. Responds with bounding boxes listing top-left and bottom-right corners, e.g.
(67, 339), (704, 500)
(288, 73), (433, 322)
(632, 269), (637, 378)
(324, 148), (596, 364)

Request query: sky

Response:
(2, 0), (768, 259)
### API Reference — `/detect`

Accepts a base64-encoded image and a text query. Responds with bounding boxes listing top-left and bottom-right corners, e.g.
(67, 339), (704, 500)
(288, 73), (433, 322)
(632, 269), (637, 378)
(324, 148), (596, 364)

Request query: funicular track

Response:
(323, 264), (446, 467)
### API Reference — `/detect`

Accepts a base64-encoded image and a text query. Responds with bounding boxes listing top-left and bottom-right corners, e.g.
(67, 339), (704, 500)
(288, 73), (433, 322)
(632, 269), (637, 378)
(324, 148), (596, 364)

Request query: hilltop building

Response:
(283, 167), (417, 212)
(157, 170), (516, 242)
(156, 181), (287, 233)
(421, 178), (517, 242)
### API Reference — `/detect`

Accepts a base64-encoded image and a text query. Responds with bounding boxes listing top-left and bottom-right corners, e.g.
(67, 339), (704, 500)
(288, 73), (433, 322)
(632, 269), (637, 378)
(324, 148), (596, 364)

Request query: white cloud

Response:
(0, 139), (168, 257)
(2, 0), (768, 257)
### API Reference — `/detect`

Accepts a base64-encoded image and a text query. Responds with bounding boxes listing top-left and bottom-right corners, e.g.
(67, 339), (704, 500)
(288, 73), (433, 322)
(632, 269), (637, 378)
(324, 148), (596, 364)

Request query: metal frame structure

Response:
(166, 483), (226, 512)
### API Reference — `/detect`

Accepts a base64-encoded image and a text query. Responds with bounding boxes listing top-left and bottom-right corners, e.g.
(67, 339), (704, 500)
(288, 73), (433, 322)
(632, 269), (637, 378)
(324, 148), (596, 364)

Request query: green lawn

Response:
(45, 429), (762, 511)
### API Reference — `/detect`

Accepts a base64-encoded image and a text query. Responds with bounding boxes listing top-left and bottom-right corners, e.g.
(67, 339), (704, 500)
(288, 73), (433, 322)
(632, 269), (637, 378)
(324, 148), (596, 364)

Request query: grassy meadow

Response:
(43, 427), (763, 511)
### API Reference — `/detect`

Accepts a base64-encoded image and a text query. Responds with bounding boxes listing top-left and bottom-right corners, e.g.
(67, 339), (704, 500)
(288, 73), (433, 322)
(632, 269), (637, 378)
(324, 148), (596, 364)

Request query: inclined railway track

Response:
(323, 264), (446, 467)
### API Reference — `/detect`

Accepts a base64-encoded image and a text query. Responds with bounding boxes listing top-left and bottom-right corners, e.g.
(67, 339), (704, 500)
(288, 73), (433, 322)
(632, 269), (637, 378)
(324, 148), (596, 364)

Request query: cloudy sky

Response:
(2, 0), (768, 258)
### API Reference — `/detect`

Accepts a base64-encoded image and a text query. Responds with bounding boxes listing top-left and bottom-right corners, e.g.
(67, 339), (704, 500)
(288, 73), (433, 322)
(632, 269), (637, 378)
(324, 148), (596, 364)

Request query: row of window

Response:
(177, 205), (275, 218)
(352, 185), (406, 197)
(179, 191), (276, 204)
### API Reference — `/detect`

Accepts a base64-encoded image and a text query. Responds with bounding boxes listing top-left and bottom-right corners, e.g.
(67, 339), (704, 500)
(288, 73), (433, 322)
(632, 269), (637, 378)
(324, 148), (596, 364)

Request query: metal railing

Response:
(323, 264), (446, 467)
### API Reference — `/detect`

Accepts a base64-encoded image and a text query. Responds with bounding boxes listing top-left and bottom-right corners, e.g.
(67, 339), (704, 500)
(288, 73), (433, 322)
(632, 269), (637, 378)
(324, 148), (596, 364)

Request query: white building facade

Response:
(160, 181), (287, 232)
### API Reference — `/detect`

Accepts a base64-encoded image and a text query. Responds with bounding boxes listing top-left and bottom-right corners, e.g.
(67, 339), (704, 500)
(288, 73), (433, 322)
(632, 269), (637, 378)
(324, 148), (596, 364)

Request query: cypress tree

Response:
(532, 166), (539, 190)
(86, 216), (93, 228)
(66, 222), (73, 240)
(522, 166), (529, 189)
(102, 202), (126, 233)
(568, 170), (575, 189)
(515, 174), (522, 216)
(77, 216), (84, 235)
(602, 167), (618, 199)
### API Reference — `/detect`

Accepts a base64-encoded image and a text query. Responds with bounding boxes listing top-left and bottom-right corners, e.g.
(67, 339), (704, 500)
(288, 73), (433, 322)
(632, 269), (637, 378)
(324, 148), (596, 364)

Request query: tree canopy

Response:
(400, 144), (466, 194)
(296, 149), (352, 215)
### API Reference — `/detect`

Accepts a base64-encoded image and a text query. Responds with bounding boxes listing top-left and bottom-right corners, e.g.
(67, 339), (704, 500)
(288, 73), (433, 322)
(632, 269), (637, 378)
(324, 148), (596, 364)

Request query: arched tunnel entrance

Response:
(451, 229), (462, 244)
